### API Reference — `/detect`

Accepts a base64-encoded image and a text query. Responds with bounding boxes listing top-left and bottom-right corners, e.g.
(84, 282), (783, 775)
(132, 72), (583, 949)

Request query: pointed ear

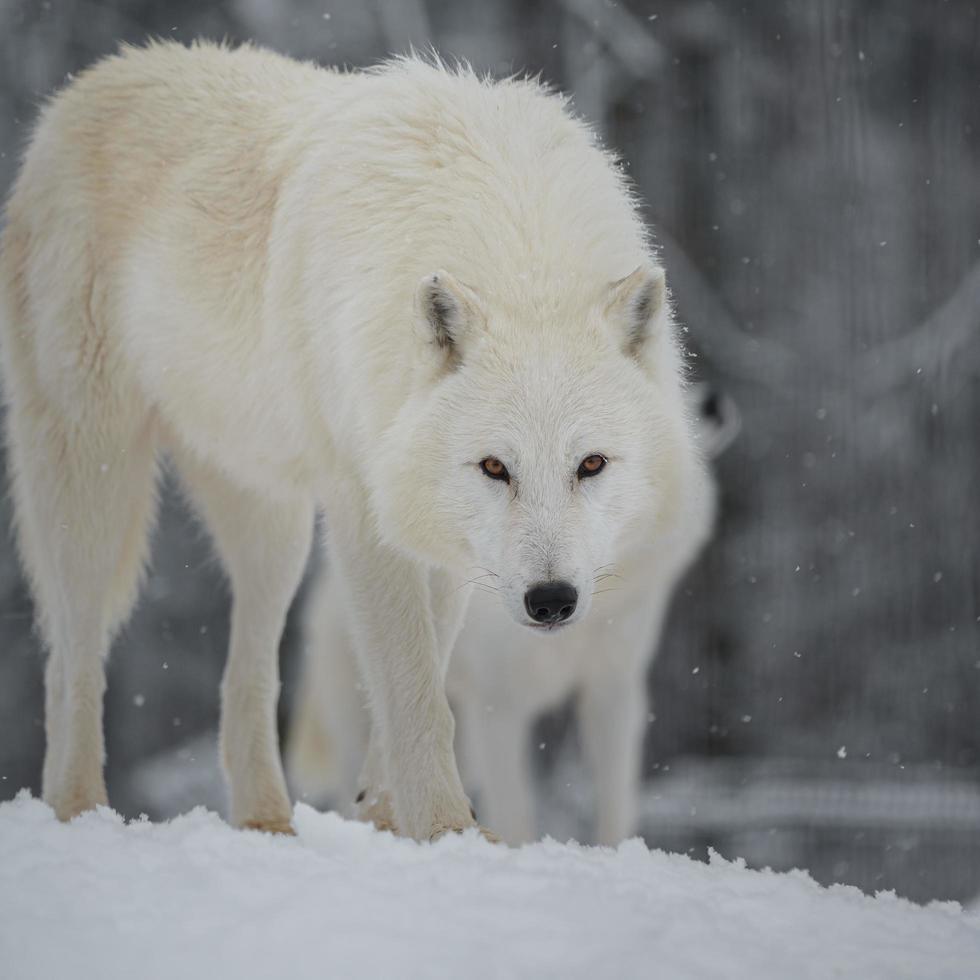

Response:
(604, 264), (668, 360)
(415, 270), (486, 369)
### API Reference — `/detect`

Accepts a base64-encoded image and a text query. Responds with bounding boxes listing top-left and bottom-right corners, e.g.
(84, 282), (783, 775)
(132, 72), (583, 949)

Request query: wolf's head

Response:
(372, 264), (706, 631)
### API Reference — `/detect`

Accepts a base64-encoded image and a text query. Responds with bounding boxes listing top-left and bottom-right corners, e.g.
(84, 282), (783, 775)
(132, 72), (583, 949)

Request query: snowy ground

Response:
(1, 793), (978, 980)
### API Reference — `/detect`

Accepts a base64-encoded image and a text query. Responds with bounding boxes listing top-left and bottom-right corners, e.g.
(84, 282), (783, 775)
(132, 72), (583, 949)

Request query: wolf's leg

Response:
(42, 654), (67, 800)
(428, 566), (472, 670)
(176, 451), (313, 832)
(355, 727), (397, 832)
(578, 663), (648, 846)
(461, 698), (536, 845)
(329, 494), (475, 841)
(449, 677), (484, 803)
(286, 563), (370, 810)
(4, 359), (158, 820)
(353, 562), (472, 832)
(579, 591), (673, 846)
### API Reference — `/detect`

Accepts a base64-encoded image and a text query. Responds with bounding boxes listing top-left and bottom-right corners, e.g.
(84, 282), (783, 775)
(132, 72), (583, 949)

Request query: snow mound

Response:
(1, 793), (977, 979)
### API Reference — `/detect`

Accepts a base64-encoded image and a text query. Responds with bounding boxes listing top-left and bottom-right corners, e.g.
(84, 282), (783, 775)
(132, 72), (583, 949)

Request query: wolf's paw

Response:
(241, 816), (296, 836)
(429, 823), (502, 844)
(476, 825), (503, 844)
(356, 788), (399, 834)
(47, 778), (109, 822)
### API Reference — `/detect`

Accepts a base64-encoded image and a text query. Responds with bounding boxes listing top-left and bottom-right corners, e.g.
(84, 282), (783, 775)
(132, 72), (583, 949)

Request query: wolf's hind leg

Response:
(286, 563), (371, 812)
(5, 378), (158, 820)
(459, 697), (536, 845)
(578, 667), (646, 846)
(175, 451), (313, 833)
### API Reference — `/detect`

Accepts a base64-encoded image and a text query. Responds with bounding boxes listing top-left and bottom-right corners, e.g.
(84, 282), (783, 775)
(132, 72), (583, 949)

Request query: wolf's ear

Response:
(605, 264), (668, 360)
(416, 270), (485, 369)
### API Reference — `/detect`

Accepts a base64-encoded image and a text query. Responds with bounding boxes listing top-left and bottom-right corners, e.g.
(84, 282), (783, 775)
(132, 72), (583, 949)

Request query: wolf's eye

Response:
(577, 454), (607, 479)
(480, 457), (510, 483)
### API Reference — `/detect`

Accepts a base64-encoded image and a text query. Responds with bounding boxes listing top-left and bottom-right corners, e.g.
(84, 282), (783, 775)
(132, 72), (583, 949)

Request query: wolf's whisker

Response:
(449, 574), (500, 596)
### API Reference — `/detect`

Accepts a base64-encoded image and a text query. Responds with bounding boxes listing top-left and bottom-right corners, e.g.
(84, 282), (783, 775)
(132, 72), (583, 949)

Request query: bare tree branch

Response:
(656, 228), (799, 395)
(556, 0), (666, 80)
(861, 259), (980, 396)
(374, 0), (433, 56)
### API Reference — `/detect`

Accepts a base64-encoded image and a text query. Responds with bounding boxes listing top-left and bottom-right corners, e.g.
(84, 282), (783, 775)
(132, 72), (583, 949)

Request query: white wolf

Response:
(0, 41), (705, 841)
(288, 384), (737, 844)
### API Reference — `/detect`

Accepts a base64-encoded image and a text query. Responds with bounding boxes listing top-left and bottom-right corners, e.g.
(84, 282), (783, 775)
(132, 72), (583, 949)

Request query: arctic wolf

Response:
(0, 41), (705, 840)
(288, 384), (738, 844)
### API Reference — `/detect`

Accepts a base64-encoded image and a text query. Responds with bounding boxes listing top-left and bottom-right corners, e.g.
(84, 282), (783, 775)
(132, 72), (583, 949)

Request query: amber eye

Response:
(577, 454), (607, 479)
(480, 457), (510, 483)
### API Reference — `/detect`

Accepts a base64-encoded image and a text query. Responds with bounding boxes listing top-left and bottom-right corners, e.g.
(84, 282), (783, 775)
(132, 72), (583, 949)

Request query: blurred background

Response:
(1, 0), (978, 904)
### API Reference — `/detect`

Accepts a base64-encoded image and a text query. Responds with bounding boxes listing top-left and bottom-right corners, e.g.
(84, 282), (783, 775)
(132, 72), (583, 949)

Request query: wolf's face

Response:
(373, 266), (702, 631)
(433, 351), (679, 629)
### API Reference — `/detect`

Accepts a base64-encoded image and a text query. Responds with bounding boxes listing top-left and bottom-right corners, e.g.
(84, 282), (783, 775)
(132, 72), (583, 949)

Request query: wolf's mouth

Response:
(524, 620), (572, 633)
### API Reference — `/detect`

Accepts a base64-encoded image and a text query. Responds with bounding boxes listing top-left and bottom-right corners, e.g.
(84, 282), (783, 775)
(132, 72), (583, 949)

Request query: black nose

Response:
(524, 582), (578, 624)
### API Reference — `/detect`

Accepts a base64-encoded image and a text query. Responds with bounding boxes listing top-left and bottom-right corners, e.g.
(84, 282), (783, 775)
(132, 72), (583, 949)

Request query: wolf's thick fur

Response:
(1, 41), (704, 839)
(288, 386), (737, 844)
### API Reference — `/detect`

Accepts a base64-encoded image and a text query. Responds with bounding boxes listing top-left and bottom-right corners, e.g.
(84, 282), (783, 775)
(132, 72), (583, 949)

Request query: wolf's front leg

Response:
(331, 503), (476, 841)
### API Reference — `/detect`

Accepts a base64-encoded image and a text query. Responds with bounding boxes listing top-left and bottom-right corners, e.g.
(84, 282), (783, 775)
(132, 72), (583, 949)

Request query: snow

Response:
(1, 793), (978, 980)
